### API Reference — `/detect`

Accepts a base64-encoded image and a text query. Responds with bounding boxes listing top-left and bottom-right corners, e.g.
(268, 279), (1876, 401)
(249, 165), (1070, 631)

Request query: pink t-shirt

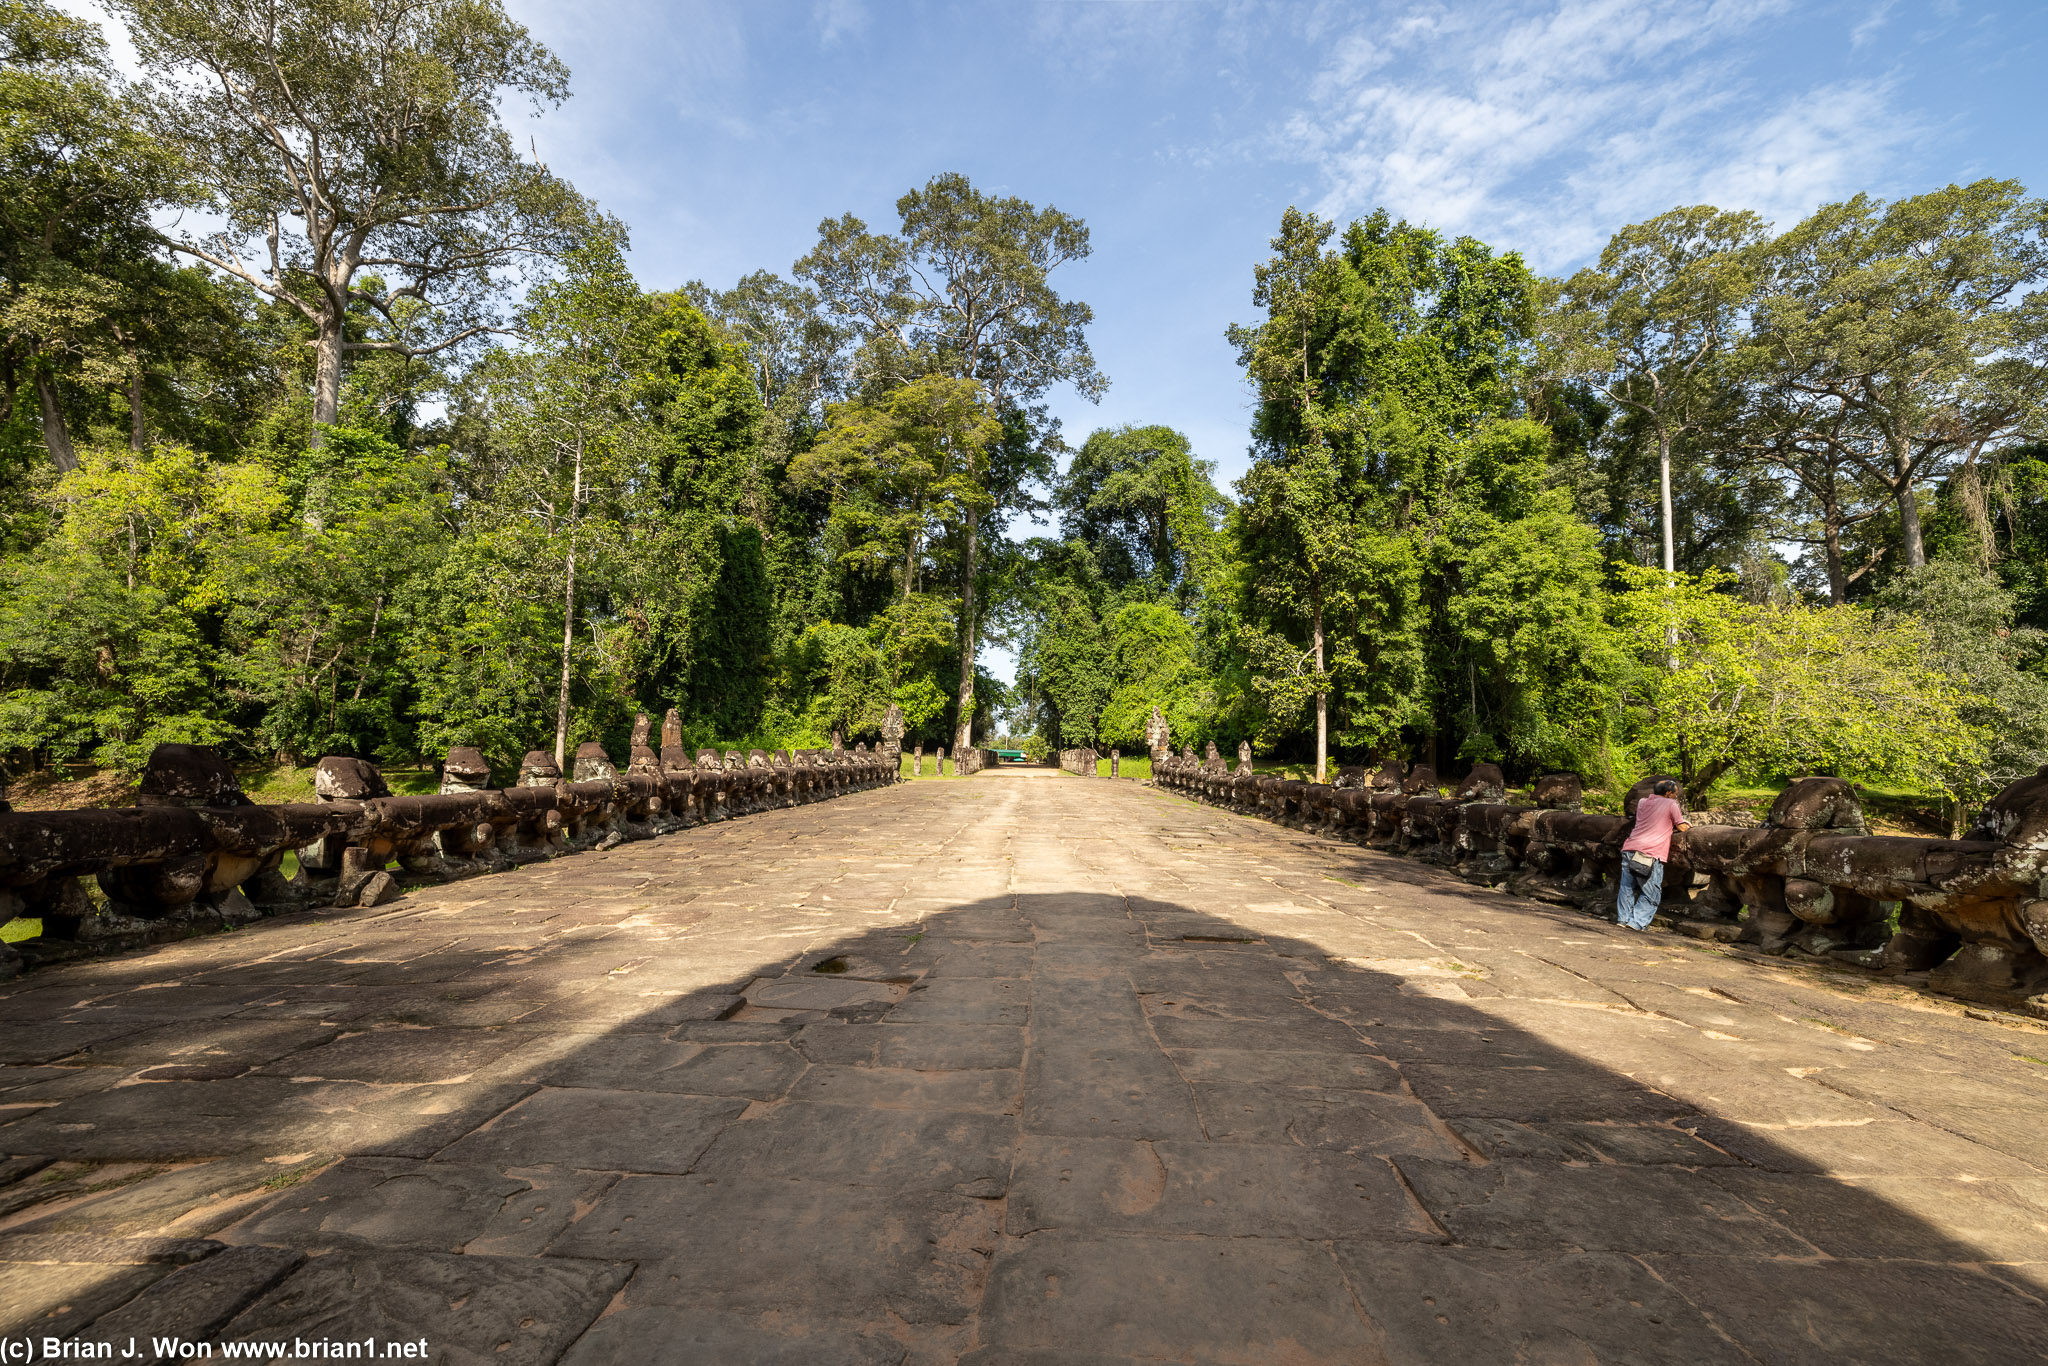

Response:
(1623, 794), (1689, 862)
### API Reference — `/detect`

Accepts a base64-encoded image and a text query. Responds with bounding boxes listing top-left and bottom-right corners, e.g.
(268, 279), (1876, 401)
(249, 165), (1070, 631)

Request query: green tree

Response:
(465, 235), (649, 767)
(797, 173), (1103, 753)
(0, 0), (180, 471)
(1755, 180), (2048, 569)
(223, 426), (448, 763)
(1616, 566), (1976, 794)
(1550, 207), (1767, 576)
(1876, 560), (2048, 831)
(0, 445), (275, 772)
(791, 374), (1000, 682)
(1057, 423), (1225, 598)
(1230, 206), (1570, 778)
(110, 0), (588, 435)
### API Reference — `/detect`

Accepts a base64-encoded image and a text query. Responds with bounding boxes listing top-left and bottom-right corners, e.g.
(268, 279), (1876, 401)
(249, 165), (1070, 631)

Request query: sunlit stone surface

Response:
(5, 770), (2048, 1362)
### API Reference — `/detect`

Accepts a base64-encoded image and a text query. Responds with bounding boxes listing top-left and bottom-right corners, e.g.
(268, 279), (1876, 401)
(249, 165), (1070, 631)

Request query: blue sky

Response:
(72, 0), (2048, 678)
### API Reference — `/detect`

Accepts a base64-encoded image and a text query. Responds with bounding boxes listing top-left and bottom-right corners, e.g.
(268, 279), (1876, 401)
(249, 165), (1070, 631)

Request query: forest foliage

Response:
(2, 0), (2045, 826)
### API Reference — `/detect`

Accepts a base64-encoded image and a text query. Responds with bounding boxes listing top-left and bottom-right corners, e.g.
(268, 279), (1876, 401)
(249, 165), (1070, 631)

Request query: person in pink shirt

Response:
(1617, 779), (1691, 930)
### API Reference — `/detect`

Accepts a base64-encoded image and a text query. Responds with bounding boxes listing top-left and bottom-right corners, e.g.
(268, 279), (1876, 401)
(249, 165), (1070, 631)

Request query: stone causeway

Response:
(5, 769), (2048, 1363)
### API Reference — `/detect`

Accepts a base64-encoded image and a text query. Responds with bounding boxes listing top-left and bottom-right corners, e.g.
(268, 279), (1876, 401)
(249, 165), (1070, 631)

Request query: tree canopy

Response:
(0, 0), (2042, 832)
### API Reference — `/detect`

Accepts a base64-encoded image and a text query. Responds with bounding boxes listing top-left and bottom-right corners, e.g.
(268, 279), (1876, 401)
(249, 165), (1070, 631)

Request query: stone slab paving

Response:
(6, 773), (2048, 1363)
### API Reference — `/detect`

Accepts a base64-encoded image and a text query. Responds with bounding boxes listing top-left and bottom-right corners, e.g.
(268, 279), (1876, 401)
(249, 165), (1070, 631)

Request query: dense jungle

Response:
(3, 0), (2044, 834)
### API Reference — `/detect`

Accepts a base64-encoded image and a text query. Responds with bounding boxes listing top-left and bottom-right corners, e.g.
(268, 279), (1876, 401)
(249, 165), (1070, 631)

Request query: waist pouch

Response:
(1626, 851), (1658, 877)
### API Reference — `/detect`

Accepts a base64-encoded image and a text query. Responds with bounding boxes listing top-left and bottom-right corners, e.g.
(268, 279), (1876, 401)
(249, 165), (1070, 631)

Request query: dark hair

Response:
(1653, 779), (1678, 796)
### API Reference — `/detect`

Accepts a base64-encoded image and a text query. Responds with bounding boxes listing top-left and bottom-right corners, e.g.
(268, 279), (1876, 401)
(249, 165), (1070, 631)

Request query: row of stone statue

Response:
(0, 720), (900, 973)
(1154, 748), (2048, 1013)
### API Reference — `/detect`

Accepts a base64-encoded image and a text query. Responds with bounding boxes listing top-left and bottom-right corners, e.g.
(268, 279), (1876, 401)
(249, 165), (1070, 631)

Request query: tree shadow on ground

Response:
(3, 849), (2048, 1364)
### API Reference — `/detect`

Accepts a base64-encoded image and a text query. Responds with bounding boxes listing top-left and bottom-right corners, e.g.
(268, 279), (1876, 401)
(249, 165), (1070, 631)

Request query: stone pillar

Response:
(880, 702), (904, 772)
(913, 745), (923, 777)
(935, 745), (946, 777)
(1110, 749), (1120, 779)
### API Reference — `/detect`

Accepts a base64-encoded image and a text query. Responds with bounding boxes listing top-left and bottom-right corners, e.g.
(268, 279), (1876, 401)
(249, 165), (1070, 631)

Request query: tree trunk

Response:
(352, 594), (385, 701)
(1311, 586), (1326, 785)
(1821, 510), (1847, 606)
(1894, 457), (1926, 568)
(312, 313), (346, 442)
(34, 370), (78, 473)
(1657, 426), (1676, 574)
(554, 434), (585, 771)
(953, 505), (979, 754)
(127, 365), (146, 452)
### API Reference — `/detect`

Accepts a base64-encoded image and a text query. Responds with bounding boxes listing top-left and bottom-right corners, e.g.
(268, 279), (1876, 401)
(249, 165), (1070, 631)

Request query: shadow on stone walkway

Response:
(4, 779), (2048, 1364)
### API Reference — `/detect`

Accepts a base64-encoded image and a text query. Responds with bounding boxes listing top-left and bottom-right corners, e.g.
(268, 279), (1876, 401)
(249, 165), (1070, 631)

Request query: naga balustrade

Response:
(1153, 747), (2048, 1014)
(0, 712), (896, 974)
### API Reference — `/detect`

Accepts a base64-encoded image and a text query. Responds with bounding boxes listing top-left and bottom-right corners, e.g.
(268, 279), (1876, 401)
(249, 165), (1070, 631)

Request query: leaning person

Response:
(1617, 779), (1690, 931)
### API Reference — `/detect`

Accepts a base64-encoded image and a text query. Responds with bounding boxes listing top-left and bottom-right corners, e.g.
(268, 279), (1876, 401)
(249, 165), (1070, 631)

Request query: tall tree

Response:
(1550, 206), (1767, 576)
(1231, 207), (1555, 779)
(797, 172), (1103, 753)
(1754, 180), (2048, 568)
(469, 234), (648, 768)
(109, 0), (586, 437)
(1057, 423), (1225, 598)
(1227, 207), (1346, 778)
(0, 0), (178, 471)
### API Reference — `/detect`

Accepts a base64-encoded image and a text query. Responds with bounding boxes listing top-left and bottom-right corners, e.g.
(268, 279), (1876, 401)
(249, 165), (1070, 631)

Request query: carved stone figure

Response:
(1238, 740), (1252, 767)
(138, 744), (250, 808)
(1145, 707), (1170, 763)
(518, 752), (562, 787)
(440, 748), (492, 794)
(313, 755), (388, 801)
(880, 702), (905, 766)
(1454, 763), (1507, 803)
(572, 742), (617, 782)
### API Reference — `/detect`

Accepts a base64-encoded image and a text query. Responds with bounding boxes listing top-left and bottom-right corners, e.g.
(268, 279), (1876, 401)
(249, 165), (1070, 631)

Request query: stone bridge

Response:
(4, 768), (2048, 1362)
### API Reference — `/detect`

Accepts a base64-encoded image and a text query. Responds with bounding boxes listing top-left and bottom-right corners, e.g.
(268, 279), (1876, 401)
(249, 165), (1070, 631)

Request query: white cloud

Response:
(814, 0), (867, 47)
(1283, 0), (1922, 270)
(1850, 0), (1896, 48)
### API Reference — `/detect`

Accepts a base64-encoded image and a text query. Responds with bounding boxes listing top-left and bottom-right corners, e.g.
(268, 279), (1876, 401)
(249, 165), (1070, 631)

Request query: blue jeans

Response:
(1617, 855), (1665, 930)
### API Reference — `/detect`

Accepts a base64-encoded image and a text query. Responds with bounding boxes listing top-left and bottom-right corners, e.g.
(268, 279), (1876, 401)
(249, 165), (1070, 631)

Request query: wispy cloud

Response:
(1282, 0), (1922, 270)
(1850, 0), (1896, 48)
(814, 0), (867, 47)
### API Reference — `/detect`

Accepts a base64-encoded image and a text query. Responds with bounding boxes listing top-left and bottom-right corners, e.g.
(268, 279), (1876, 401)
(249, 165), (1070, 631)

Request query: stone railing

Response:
(1152, 748), (2048, 1014)
(956, 747), (999, 776)
(0, 721), (896, 975)
(1059, 748), (1100, 777)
